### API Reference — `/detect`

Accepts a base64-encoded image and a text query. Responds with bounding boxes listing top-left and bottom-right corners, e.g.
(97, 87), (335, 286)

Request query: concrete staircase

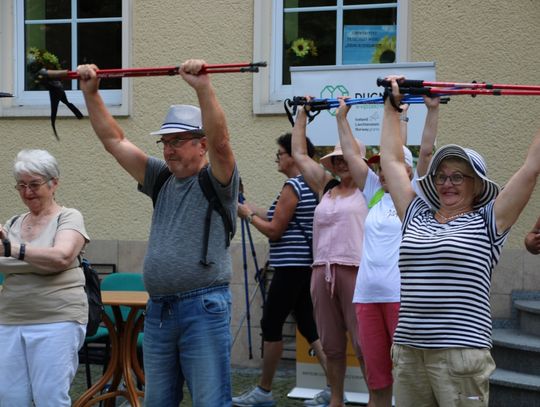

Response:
(491, 295), (540, 406)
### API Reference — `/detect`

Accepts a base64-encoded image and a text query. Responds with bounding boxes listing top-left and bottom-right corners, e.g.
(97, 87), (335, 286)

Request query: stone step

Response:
(490, 368), (540, 407)
(515, 300), (540, 314)
(493, 328), (540, 352)
(491, 368), (540, 391)
(492, 329), (540, 375)
(515, 300), (540, 336)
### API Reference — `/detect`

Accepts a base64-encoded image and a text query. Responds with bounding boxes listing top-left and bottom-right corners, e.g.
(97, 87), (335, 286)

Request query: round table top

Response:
(101, 291), (149, 307)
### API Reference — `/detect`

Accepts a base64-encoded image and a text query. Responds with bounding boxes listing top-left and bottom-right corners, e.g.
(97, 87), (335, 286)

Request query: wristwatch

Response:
(246, 213), (254, 224)
(18, 243), (26, 261)
(2, 239), (11, 257)
(400, 115), (409, 122)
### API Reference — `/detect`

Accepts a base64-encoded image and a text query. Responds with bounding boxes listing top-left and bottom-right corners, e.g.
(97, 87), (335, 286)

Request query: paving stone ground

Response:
(70, 359), (320, 406)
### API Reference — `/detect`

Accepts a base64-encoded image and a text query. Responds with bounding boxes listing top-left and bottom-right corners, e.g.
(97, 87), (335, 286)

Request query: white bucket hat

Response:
(417, 144), (500, 210)
(150, 105), (203, 136)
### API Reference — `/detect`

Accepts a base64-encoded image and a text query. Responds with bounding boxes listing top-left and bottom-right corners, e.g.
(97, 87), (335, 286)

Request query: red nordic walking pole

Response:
(35, 61), (267, 140)
(394, 87), (540, 97)
(377, 77), (540, 92)
(36, 62), (267, 81)
(423, 87), (540, 96)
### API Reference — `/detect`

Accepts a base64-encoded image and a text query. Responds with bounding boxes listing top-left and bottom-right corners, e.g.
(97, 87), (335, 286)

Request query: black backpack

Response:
(80, 257), (104, 337)
(151, 165), (235, 266)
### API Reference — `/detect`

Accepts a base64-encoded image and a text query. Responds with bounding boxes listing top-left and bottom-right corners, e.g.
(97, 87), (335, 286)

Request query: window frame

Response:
(253, 0), (409, 114)
(0, 0), (131, 117)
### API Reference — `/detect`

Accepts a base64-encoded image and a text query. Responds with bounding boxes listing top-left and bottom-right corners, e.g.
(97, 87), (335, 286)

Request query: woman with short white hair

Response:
(0, 149), (89, 407)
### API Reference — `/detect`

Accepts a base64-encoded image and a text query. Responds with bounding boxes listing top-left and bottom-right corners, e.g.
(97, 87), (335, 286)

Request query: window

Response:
(1, 0), (131, 116)
(253, 0), (409, 113)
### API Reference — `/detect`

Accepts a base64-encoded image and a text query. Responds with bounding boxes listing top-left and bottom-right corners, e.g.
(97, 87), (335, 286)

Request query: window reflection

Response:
(283, 11), (336, 85)
(25, 0), (70, 20)
(24, 0), (122, 91)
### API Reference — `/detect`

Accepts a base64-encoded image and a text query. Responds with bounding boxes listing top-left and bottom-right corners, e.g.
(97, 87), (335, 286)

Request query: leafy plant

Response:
(26, 47), (62, 89)
(27, 47), (61, 72)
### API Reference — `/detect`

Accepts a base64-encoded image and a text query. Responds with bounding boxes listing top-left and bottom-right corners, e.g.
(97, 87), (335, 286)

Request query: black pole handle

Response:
(377, 77), (425, 88)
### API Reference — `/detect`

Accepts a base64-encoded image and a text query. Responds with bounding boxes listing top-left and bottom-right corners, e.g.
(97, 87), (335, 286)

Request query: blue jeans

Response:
(143, 285), (232, 407)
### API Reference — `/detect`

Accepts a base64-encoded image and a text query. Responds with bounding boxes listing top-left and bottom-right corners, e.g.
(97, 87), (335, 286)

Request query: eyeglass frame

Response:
(275, 151), (288, 160)
(433, 172), (474, 186)
(14, 178), (52, 192)
(156, 134), (204, 149)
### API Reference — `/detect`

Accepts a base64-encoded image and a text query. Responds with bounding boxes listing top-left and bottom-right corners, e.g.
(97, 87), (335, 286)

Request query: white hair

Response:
(13, 149), (60, 182)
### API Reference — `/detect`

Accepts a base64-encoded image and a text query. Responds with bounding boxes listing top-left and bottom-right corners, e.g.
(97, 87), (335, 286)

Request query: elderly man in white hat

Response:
(78, 59), (238, 407)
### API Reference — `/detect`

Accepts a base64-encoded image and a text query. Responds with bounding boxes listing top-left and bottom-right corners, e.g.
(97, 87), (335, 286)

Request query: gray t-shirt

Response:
(138, 157), (239, 296)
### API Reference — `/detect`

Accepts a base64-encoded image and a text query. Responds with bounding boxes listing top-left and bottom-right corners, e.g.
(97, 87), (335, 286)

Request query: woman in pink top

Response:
(292, 104), (369, 407)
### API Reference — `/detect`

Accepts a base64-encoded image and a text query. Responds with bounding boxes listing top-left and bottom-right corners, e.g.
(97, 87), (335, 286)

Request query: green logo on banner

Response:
(320, 85), (349, 116)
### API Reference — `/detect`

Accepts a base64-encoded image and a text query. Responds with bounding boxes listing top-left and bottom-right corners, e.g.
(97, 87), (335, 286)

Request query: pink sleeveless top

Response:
(312, 188), (368, 293)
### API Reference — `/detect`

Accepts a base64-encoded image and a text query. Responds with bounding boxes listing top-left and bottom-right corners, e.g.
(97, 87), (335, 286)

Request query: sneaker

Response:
(303, 387), (331, 406)
(303, 386), (348, 406)
(232, 386), (276, 407)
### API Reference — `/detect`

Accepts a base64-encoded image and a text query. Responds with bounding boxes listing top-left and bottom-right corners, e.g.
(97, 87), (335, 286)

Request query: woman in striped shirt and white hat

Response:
(380, 75), (540, 407)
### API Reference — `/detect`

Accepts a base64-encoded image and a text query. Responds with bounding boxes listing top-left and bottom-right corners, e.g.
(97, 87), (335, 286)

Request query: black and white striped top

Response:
(394, 197), (509, 349)
(267, 175), (317, 267)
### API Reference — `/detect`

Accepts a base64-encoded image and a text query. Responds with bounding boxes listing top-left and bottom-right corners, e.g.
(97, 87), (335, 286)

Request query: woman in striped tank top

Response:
(233, 133), (326, 407)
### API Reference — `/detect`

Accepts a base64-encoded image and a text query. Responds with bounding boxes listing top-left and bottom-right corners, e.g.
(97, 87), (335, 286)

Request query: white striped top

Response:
(394, 197), (509, 349)
(268, 175), (317, 267)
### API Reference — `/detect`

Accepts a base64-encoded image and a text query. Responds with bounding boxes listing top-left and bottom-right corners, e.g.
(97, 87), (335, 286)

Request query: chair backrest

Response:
(100, 272), (145, 322)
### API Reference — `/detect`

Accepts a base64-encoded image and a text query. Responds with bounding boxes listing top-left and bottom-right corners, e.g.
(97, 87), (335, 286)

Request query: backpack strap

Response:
(151, 168), (174, 207)
(291, 175), (314, 257)
(150, 165), (234, 267)
(7, 215), (20, 229)
(368, 188), (385, 209)
(292, 215), (313, 258)
(198, 166), (234, 266)
(323, 178), (341, 195)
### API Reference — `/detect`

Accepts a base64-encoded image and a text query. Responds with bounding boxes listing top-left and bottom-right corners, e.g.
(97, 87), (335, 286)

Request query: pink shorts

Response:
(355, 302), (400, 390)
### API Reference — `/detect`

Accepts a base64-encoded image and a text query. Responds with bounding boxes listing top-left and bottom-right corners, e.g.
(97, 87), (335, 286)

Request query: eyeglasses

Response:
(156, 135), (202, 149)
(433, 172), (474, 186)
(14, 178), (51, 192)
(275, 151), (288, 160)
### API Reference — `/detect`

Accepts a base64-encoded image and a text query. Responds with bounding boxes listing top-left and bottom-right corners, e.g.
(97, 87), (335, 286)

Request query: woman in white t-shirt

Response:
(338, 96), (439, 407)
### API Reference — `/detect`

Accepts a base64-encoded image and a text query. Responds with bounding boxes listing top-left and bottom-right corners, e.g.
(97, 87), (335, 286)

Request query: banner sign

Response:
(287, 331), (370, 404)
(290, 62), (436, 146)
